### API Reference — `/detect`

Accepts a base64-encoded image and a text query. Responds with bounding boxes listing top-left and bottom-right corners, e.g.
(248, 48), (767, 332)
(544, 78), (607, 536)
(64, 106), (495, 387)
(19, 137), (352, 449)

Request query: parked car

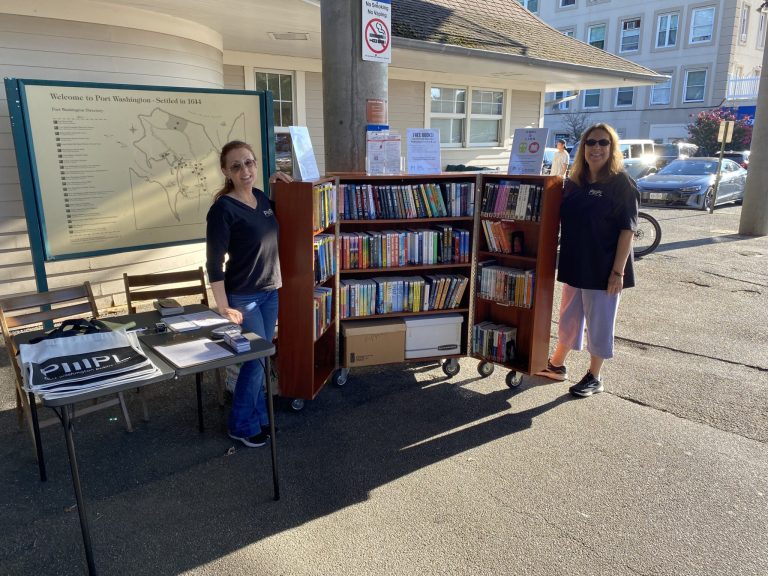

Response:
(722, 150), (750, 169)
(619, 139), (657, 165)
(636, 157), (747, 210)
(654, 142), (699, 168)
(623, 157), (657, 181)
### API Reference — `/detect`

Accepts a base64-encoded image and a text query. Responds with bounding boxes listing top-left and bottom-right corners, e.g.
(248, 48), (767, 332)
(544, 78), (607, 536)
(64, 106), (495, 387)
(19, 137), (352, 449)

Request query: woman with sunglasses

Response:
(206, 140), (292, 447)
(536, 124), (639, 397)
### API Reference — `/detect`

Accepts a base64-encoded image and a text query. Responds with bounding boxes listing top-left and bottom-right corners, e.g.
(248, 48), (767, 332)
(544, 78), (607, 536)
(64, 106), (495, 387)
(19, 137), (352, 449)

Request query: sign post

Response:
(712, 120), (735, 214)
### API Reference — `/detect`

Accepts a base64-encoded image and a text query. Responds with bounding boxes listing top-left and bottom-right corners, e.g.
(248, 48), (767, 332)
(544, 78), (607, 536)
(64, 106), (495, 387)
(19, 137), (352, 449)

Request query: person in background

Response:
(206, 140), (292, 447)
(551, 138), (570, 178)
(536, 123), (638, 397)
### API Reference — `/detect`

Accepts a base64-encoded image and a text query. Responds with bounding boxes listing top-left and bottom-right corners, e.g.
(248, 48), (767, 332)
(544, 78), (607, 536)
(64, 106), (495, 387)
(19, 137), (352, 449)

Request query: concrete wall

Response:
(0, 12), (223, 307)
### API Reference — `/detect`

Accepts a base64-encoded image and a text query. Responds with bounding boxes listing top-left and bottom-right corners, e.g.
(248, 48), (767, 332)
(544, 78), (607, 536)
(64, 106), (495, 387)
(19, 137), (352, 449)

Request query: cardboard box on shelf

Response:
(341, 319), (405, 367)
(404, 314), (464, 359)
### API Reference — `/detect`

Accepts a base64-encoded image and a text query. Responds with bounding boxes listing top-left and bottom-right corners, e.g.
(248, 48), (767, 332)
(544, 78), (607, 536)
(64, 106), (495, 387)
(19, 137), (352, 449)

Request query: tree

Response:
(560, 111), (590, 145)
(687, 108), (753, 156)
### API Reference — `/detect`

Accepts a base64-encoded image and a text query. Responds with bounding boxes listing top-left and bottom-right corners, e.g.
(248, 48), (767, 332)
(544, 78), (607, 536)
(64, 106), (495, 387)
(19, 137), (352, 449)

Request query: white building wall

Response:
(0, 13), (223, 306)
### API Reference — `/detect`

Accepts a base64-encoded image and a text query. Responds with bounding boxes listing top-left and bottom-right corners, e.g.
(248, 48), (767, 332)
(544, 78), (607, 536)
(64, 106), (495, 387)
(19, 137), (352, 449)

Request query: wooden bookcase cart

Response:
(273, 172), (562, 408)
(471, 174), (562, 387)
(274, 177), (340, 411)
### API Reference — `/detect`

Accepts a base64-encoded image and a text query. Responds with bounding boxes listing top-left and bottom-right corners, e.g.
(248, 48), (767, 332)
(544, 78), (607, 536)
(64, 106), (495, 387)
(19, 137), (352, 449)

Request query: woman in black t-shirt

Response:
(536, 124), (639, 397)
(206, 140), (292, 447)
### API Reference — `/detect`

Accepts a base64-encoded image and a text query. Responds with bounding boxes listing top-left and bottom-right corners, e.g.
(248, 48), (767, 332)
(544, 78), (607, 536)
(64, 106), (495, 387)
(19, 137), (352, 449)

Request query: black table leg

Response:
(28, 391), (47, 482)
(265, 356), (280, 501)
(196, 373), (204, 432)
(62, 404), (97, 575)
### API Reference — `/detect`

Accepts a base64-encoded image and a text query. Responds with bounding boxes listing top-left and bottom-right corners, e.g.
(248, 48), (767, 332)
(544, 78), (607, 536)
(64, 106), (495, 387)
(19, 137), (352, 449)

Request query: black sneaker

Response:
(228, 431), (269, 448)
(535, 360), (568, 381)
(569, 372), (604, 397)
(261, 424), (278, 437)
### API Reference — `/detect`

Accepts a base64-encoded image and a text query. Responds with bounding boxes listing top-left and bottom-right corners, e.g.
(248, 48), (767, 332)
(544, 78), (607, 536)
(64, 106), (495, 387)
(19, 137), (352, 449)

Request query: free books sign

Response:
(362, 0), (391, 63)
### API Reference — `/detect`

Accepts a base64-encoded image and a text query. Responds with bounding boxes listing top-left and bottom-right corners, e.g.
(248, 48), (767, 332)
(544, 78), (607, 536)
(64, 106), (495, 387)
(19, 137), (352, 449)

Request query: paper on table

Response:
(153, 338), (234, 368)
(165, 317), (197, 333)
(182, 310), (230, 328)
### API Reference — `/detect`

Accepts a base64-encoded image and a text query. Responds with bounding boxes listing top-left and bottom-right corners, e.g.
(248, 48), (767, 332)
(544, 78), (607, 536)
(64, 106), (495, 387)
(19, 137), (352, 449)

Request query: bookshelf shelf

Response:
(340, 262), (470, 275)
(472, 174), (562, 378)
(341, 307), (470, 321)
(341, 216), (473, 225)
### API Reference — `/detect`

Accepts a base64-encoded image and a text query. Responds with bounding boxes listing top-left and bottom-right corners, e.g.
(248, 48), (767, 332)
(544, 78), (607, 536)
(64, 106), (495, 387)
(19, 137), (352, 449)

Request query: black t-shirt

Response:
(206, 188), (281, 294)
(557, 172), (639, 290)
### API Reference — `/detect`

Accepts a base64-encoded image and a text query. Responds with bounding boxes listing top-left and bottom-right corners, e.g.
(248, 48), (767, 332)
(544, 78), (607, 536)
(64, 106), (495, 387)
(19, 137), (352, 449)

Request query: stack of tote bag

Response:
(18, 319), (162, 400)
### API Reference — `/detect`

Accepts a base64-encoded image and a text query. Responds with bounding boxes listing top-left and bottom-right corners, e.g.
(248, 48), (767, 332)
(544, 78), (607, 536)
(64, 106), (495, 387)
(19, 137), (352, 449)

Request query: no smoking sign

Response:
(362, 0), (392, 63)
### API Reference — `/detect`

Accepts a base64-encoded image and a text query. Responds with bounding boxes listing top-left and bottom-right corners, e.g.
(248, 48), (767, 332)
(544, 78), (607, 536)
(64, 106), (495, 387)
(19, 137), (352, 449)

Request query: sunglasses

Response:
(585, 138), (611, 147)
(228, 158), (257, 172)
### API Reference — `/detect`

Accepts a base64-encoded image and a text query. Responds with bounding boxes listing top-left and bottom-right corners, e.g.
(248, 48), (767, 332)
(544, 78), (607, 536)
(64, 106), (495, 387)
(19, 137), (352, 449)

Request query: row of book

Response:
(313, 234), (336, 284)
(477, 264), (535, 308)
(480, 220), (525, 255)
(339, 182), (475, 220)
(313, 182), (337, 231)
(473, 321), (517, 363)
(313, 287), (333, 340)
(481, 180), (544, 221)
(340, 274), (468, 318)
(340, 227), (470, 270)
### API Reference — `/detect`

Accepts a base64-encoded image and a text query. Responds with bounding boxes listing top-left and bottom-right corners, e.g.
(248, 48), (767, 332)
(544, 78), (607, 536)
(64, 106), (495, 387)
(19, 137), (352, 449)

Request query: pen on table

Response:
(127, 327), (147, 333)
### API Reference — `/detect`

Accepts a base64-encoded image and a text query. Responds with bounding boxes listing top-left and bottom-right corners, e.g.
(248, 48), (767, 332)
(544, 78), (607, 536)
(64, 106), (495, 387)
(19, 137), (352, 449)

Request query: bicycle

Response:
(633, 211), (661, 258)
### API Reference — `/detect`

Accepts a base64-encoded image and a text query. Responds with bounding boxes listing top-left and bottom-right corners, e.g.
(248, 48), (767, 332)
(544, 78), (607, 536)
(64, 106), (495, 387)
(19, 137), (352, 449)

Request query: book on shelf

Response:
(312, 182), (337, 231)
(313, 286), (333, 340)
(313, 234), (336, 284)
(480, 179), (544, 221)
(473, 321), (517, 363)
(339, 227), (470, 270)
(339, 181), (475, 220)
(477, 265), (535, 308)
(339, 274), (468, 318)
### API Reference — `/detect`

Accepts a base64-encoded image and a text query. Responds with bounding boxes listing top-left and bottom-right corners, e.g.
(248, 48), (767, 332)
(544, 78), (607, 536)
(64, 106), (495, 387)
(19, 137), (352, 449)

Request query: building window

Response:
(552, 91), (572, 111)
(683, 69), (707, 102)
(620, 18), (641, 52)
(561, 27), (575, 37)
(616, 87), (634, 107)
(758, 13), (766, 49)
(469, 89), (504, 146)
(430, 86), (466, 146)
(739, 4), (750, 43)
(588, 24), (606, 49)
(517, 0), (538, 12)
(430, 86), (503, 147)
(650, 75), (672, 105)
(255, 70), (294, 174)
(583, 89), (601, 109)
(690, 7), (715, 44)
(656, 13), (679, 48)
(560, 0), (576, 7)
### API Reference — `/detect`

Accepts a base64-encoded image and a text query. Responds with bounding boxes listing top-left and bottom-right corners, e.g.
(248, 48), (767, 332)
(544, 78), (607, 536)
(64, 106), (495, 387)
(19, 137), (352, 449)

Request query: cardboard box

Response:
(404, 314), (464, 359)
(341, 319), (405, 367)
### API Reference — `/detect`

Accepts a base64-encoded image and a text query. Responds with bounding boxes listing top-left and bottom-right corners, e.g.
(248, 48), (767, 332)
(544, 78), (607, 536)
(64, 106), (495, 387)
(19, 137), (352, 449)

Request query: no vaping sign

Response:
(362, 0), (392, 63)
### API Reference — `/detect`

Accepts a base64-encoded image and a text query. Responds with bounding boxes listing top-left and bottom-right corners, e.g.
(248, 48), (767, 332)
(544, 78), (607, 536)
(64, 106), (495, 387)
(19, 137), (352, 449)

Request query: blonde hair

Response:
(569, 123), (624, 187)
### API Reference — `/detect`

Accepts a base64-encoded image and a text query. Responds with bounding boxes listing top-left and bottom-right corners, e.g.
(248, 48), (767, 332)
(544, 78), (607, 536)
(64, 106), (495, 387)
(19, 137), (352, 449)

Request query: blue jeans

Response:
(227, 290), (278, 438)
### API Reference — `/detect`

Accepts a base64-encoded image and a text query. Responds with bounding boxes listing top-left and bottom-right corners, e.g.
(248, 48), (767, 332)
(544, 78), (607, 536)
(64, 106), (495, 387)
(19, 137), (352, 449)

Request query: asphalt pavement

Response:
(0, 204), (766, 576)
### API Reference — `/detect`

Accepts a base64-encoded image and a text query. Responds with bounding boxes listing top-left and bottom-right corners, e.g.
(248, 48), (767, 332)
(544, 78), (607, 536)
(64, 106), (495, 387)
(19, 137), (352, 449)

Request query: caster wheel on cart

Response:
(505, 371), (523, 388)
(442, 358), (460, 377)
(477, 362), (495, 378)
(290, 398), (305, 412)
(334, 368), (349, 387)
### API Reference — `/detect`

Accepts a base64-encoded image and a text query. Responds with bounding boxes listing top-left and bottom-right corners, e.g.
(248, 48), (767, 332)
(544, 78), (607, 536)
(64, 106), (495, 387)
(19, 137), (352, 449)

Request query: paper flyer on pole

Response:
(366, 130), (401, 175)
(508, 128), (550, 175)
(406, 128), (441, 174)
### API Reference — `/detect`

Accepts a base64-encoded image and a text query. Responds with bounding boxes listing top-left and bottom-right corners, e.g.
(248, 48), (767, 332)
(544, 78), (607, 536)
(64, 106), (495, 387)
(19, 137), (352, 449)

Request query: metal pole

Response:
(711, 139), (727, 214)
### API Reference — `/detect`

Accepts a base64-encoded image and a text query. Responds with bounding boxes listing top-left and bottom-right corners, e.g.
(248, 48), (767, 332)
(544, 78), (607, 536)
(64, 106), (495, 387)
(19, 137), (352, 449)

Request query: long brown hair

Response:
(213, 140), (257, 202)
(569, 123), (624, 187)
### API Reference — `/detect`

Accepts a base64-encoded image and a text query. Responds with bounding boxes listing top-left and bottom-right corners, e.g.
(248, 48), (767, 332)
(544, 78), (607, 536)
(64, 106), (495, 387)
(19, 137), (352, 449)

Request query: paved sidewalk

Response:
(1, 206), (766, 575)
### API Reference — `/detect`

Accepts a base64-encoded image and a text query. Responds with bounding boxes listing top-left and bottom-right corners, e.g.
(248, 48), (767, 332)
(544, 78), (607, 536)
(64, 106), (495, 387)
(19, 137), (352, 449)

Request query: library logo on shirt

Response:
(589, 189), (604, 198)
(263, 208), (274, 217)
